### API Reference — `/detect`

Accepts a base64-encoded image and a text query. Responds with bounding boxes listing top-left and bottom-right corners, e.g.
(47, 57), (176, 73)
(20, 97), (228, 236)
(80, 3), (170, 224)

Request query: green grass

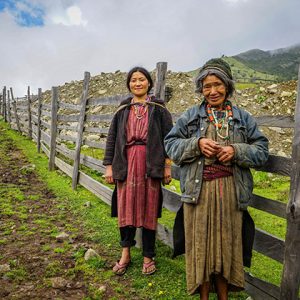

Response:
(0, 119), (292, 299)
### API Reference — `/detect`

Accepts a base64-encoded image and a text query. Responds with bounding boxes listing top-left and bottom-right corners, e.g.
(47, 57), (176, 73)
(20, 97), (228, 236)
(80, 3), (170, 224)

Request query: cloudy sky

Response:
(1, 0), (299, 97)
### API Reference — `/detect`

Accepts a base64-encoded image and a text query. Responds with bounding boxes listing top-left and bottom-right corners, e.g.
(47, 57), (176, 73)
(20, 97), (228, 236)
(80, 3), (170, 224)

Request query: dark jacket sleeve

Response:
(103, 113), (118, 166)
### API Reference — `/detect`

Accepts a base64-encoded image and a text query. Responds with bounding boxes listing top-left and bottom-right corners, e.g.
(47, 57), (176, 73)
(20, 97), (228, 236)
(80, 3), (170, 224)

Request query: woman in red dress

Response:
(103, 67), (173, 275)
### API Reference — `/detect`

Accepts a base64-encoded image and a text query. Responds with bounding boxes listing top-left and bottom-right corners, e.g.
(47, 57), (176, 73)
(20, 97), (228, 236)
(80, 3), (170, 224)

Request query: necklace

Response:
(131, 97), (149, 119)
(206, 101), (233, 140)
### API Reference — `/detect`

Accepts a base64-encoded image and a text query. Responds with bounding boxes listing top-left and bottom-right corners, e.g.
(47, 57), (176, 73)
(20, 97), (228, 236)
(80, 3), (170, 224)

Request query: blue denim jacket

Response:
(164, 101), (269, 210)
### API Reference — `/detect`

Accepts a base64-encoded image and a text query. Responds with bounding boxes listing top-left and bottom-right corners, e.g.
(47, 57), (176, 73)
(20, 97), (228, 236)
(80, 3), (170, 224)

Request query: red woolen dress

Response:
(117, 105), (160, 230)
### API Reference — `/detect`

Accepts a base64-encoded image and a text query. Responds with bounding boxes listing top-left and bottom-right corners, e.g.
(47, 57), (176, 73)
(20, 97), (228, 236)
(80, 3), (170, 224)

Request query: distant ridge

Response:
(233, 43), (300, 81)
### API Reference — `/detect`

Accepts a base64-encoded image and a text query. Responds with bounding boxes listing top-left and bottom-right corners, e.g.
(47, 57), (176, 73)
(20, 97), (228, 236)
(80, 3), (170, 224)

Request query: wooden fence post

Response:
(280, 65), (300, 299)
(72, 72), (90, 190)
(37, 88), (42, 153)
(2, 87), (7, 122)
(10, 88), (21, 133)
(0, 94), (2, 115)
(153, 62), (168, 102)
(7, 89), (11, 124)
(48, 87), (58, 171)
(27, 86), (32, 139)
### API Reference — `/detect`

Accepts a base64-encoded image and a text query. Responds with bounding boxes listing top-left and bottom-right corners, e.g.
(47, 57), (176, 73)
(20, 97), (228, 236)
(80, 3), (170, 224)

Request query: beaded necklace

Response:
(206, 101), (233, 140)
(131, 97), (149, 119)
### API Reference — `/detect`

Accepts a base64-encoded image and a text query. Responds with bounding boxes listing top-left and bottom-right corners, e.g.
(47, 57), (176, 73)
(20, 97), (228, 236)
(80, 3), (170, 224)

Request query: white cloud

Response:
(0, 0), (299, 96)
(49, 5), (87, 26)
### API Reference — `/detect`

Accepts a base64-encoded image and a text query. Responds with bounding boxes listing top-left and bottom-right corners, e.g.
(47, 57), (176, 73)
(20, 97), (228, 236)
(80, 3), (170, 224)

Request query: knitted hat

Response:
(199, 58), (233, 80)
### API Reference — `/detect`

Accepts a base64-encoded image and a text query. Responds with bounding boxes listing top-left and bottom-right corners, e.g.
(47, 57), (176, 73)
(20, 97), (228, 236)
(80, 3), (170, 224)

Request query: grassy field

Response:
(1, 118), (290, 299)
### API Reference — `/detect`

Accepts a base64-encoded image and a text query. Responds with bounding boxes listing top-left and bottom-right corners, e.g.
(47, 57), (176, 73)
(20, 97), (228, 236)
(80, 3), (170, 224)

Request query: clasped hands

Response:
(198, 138), (235, 162)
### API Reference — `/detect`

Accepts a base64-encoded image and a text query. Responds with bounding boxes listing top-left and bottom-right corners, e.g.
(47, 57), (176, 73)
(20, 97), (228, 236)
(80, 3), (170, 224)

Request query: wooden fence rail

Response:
(1, 61), (299, 300)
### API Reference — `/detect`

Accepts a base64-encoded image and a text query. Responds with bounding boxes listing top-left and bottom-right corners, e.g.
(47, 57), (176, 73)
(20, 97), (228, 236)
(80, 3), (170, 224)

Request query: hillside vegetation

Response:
(233, 44), (300, 81)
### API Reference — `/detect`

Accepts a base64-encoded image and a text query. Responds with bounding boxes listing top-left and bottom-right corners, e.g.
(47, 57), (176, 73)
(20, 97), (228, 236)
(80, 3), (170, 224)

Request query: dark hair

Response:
(126, 66), (153, 93)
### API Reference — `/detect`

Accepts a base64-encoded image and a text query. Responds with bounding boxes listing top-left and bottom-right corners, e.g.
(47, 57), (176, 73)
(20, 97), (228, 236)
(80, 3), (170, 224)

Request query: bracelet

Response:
(165, 159), (172, 166)
(164, 165), (171, 168)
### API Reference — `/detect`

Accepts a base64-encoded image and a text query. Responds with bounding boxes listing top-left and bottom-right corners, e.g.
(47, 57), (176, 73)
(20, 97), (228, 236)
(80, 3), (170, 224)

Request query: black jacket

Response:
(103, 96), (173, 180)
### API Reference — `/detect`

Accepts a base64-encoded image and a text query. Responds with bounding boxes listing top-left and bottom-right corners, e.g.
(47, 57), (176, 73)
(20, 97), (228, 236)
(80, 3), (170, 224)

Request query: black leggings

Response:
(119, 226), (156, 258)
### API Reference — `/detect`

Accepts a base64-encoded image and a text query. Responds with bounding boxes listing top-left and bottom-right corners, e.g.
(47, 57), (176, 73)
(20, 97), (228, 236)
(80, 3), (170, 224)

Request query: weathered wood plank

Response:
(57, 113), (113, 123)
(87, 94), (130, 106)
(10, 88), (21, 133)
(280, 64), (300, 300)
(78, 172), (112, 205)
(58, 134), (77, 142)
(0, 93), (2, 115)
(254, 154), (291, 176)
(154, 62), (168, 102)
(85, 114), (114, 122)
(245, 272), (280, 300)
(37, 88), (42, 153)
(253, 228), (285, 263)
(156, 223), (173, 248)
(27, 86), (32, 138)
(72, 72), (90, 189)
(162, 188), (182, 212)
(57, 124), (78, 131)
(81, 155), (105, 173)
(41, 103), (52, 110)
(48, 87), (59, 171)
(59, 102), (81, 111)
(39, 119), (50, 129)
(250, 194), (287, 219)
(41, 130), (50, 146)
(83, 140), (106, 149)
(83, 127), (109, 134)
(41, 110), (52, 117)
(7, 89), (11, 124)
(2, 87), (7, 122)
(255, 115), (294, 128)
(57, 114), (79, 122)
(171, 113), (294, 129)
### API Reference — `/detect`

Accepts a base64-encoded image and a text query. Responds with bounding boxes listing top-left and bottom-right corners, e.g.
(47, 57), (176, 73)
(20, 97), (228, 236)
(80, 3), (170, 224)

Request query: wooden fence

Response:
(1, 62), (300, 300)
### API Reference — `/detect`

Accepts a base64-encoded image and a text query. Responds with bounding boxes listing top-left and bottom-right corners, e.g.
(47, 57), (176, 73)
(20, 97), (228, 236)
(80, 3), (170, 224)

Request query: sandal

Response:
(142, 260), (156, 275)
(112, 260), (131, 276)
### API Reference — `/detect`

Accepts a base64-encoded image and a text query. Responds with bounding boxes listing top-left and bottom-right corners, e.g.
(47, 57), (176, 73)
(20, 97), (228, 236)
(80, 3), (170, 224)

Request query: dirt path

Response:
(0, 129), (125, 299)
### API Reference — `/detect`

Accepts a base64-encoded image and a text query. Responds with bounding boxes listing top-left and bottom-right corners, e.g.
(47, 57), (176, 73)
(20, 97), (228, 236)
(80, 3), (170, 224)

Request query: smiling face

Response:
(202, 75), (227, 109)
(129, 71), (150, 98)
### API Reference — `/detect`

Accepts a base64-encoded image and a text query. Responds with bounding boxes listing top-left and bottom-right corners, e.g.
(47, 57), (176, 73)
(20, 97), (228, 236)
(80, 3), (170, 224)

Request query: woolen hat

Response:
(199, 58), (233, 80)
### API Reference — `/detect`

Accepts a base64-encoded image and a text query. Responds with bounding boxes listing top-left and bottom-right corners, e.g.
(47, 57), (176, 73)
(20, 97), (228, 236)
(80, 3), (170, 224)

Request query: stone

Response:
(98, 89), (107, 95)
(98, 285), (107, 293)
(84, 201), (91, 208)
(280, 91), (293, 98)
(84, 248), (99, 261)
(85, 134), (100, 142)
(50, 277), (70, 290)
(56, 232), (70, 242)
(0, 264), (10, 273)
(267, 84), (278, 90)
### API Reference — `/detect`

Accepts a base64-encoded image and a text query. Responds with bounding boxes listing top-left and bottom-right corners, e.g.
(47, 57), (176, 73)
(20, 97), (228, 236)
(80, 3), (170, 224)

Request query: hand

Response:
(105, 165), (114, 184)
(216, 146), (235, 163)
(163, 166), (172, 185)
(199, 138), (221, 158)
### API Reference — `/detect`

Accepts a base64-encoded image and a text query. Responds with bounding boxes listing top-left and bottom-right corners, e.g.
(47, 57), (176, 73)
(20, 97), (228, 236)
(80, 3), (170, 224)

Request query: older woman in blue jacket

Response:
(164, 58), (268, 299)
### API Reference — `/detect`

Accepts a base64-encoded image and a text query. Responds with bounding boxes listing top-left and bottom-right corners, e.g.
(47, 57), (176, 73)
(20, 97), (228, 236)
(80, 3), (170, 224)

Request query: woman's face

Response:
(129, 71), (149, 97)
(202, 75), (226, 109)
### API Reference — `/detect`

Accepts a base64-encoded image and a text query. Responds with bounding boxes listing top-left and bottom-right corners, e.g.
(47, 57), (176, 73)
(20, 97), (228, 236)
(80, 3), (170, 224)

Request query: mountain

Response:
(233, 44), (300, 81)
